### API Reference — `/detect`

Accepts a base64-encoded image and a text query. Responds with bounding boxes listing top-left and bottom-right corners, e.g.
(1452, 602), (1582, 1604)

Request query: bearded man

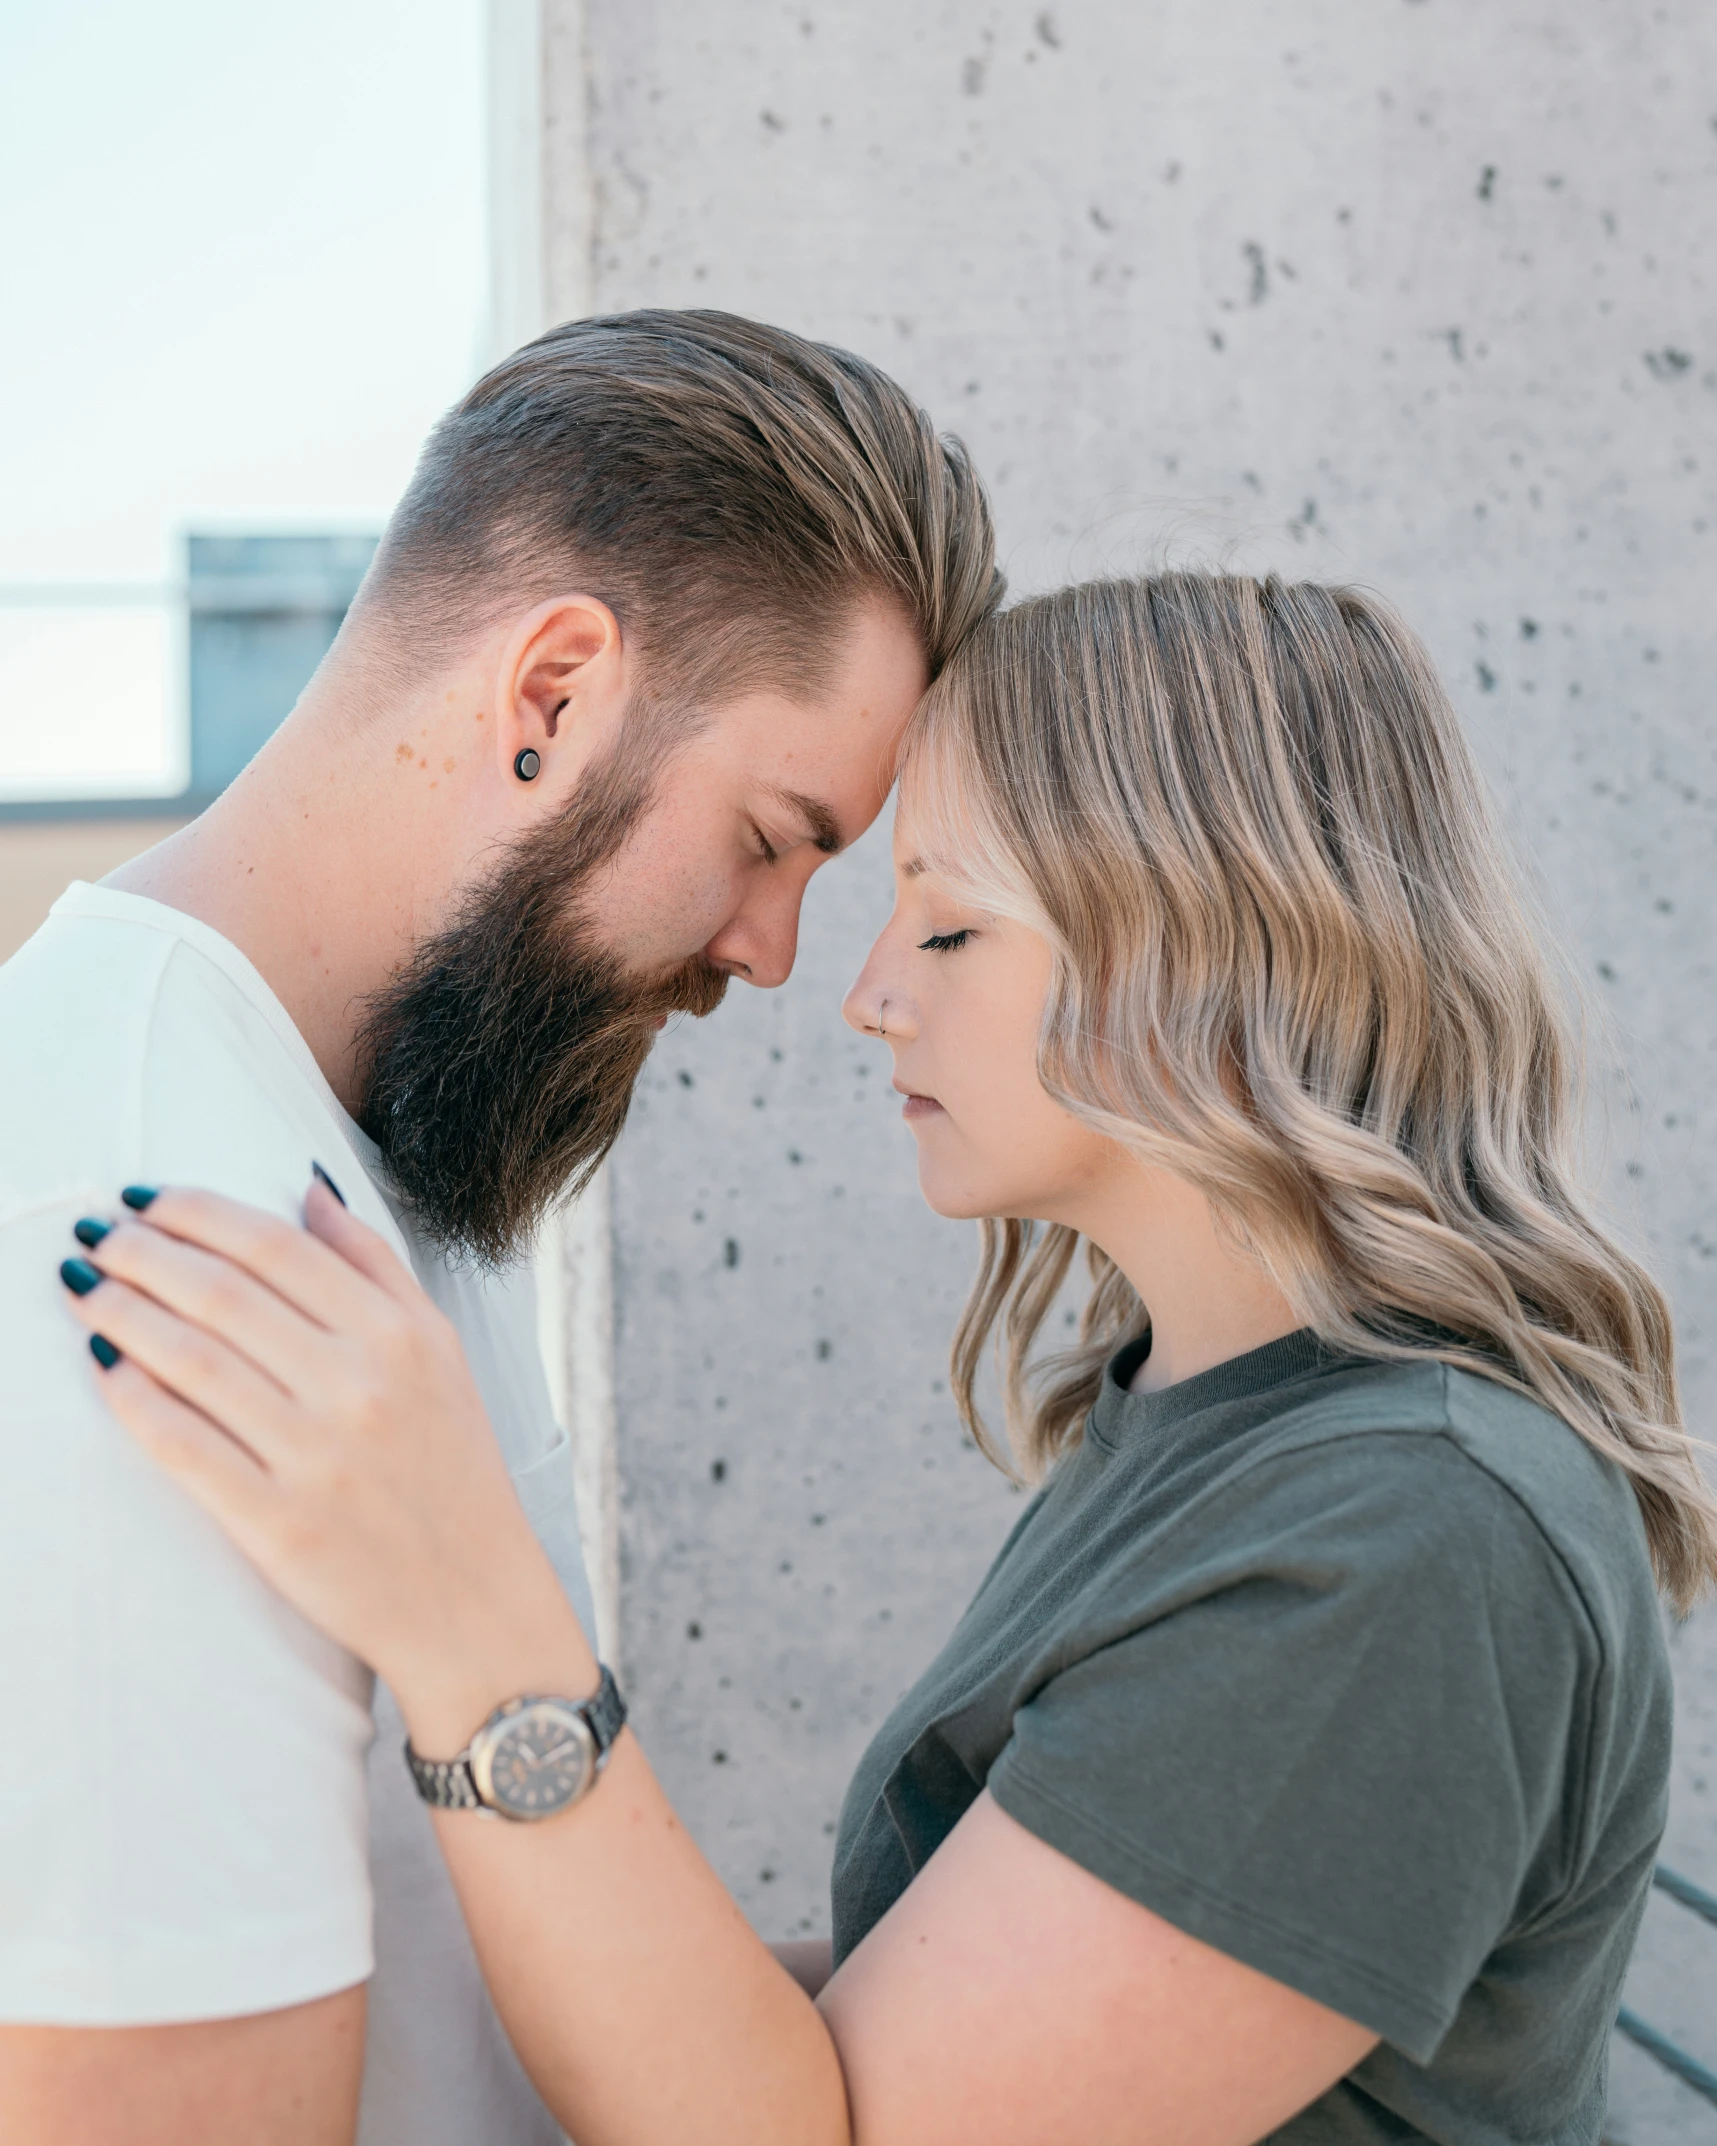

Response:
(0, 311), (998, 2146)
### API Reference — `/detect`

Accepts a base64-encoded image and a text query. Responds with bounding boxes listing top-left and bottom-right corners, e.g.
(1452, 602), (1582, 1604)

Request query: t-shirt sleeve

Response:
(0, 1195), (377, 2025)
(985, 1431), (1593, 2064)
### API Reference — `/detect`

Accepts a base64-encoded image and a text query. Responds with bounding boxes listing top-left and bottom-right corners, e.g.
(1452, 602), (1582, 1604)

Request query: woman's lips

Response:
(900, 1092), (943, 1120)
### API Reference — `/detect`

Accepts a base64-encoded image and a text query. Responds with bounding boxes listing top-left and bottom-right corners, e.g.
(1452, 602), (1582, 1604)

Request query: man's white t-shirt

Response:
(0, 882), (595, 2146)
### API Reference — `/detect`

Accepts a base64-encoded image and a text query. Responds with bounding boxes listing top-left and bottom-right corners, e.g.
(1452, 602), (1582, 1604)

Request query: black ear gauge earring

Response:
(514, 749), (541, 782)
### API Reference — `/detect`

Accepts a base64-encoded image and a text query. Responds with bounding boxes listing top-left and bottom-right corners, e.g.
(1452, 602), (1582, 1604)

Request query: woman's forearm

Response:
(392, 1576), (852, 2146)
(63, 1182), (850, 2146)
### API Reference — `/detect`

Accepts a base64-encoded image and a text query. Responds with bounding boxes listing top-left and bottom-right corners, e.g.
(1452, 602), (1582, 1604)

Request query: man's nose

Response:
(704, 878), (805, 989)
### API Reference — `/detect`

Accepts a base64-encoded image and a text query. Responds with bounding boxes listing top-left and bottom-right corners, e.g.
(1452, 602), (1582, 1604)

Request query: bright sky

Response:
(0, 0), (487, 795)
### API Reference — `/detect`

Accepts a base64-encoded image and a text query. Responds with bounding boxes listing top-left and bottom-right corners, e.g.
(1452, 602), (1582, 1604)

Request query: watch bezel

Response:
(469, 1695), (599, 1821)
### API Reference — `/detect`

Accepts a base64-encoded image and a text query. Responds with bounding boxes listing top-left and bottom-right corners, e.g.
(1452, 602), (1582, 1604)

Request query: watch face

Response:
(474, 1701), (596, 1820)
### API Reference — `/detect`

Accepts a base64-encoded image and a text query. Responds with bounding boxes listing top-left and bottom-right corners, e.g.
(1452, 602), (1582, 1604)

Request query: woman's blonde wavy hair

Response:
(902, 573), (1716, 1613)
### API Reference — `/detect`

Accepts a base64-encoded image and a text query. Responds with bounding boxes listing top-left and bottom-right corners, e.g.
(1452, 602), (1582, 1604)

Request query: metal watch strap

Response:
(582, 1662), (627, 1758)
(404, 1745), (484, 1810)
(404, 1665), (627, 1811)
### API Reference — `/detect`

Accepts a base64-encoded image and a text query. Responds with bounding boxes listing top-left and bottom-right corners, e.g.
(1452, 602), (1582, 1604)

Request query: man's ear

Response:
(492, 595), (626, 786)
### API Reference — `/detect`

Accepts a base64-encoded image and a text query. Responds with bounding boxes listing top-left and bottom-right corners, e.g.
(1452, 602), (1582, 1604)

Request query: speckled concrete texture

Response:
(544, 1), (1716, 2121)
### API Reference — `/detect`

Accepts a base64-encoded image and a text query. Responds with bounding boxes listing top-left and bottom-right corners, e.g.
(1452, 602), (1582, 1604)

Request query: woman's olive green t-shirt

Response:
(830, 1333), (1671, 2141)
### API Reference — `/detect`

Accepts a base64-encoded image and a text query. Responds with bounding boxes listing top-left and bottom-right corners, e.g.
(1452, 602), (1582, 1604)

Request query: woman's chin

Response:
(914, 1158), (1008, 1223)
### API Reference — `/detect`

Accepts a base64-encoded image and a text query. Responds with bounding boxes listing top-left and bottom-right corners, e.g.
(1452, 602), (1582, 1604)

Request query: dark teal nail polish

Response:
(73, 1218), (111, 1249)
(121, 1185), (159, 1211)
(311, 1161), (347, 1207)
(60, 1257), (102, 1297)
(90, 1335), (121, 1370)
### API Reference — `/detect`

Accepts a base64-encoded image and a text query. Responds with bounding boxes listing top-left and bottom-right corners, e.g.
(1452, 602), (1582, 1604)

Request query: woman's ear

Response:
(491, 594), (626, 788)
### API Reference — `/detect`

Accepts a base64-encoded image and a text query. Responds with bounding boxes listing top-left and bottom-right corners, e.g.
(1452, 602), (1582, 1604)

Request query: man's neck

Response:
(108, 660), (483, 1116)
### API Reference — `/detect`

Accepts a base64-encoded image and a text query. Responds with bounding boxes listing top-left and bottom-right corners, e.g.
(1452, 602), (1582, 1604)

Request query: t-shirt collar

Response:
(1092, 1326), (1335, 1447)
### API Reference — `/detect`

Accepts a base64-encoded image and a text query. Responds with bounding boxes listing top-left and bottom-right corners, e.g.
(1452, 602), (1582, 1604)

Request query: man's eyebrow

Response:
(768, 787), (845, 855)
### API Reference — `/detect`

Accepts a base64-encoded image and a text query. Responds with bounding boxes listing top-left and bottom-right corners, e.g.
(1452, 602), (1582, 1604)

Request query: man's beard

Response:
(354, 745), (728, 1266)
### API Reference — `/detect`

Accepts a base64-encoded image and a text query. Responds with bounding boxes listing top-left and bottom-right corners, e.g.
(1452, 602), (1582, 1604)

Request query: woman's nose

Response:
(843, 940), (915, 1042)
(842, 940), (894, 1037)
(841, 968), (882, 1037)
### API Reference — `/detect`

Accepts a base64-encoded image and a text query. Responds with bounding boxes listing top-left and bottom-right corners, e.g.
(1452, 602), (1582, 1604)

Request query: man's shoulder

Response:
(0, 896), (178, 1084)
(0, 897), (348, 1222)
(0, 902), (177, 1201)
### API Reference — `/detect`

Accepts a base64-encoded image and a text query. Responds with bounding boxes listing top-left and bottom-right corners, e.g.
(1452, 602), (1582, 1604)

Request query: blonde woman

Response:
(58, 574), (1713, 2144)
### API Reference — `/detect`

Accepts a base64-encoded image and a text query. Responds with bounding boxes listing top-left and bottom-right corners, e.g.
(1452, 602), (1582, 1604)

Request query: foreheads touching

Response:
(327, 308), (998, 975)
(328, 309), (1005, 1263)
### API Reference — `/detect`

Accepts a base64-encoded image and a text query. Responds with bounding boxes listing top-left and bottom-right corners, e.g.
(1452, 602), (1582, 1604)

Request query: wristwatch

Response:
(405, 1665), (627, 1822)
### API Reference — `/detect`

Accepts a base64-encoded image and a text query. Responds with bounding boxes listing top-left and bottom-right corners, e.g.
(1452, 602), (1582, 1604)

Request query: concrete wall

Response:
(522, 0), (1717, 2119)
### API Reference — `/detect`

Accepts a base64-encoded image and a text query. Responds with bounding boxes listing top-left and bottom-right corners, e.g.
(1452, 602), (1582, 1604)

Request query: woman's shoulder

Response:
(1237, 1354), (1664, 1660)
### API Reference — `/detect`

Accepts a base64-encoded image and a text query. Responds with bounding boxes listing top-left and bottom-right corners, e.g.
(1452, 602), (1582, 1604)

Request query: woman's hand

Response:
(60, 1184), (1377, 2146)
(61, 1180), (587, 1723)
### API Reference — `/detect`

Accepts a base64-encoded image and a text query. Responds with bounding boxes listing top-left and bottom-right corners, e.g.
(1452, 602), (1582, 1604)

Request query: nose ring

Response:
(877, 999), (888, 1039)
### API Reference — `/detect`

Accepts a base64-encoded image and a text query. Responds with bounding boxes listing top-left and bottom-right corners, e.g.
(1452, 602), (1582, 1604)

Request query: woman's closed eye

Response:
(917, 929), (971, 953)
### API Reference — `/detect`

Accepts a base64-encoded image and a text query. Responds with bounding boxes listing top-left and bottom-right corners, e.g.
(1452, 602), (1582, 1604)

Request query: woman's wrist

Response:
(384, 1557), (603, 1759)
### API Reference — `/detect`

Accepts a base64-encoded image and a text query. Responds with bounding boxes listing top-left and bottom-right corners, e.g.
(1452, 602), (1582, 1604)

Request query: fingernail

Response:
(73, 1218), (112, 1249)
(311, 1161), (347, 1208)
(90, 1335), (121, 1370)
(60, 1257), (103, 1297)
(121, 1185), (159, 1211)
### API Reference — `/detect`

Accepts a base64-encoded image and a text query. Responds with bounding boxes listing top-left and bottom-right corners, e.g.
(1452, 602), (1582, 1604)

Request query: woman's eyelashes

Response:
(917, 929), (972, 953)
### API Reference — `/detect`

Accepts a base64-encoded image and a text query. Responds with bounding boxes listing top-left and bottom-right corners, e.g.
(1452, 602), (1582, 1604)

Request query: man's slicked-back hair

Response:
(362, 309), (1003, 703)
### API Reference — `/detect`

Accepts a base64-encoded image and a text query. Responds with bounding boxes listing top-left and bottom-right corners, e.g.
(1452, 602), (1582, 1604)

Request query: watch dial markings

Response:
(485, 1701), (594, 1818)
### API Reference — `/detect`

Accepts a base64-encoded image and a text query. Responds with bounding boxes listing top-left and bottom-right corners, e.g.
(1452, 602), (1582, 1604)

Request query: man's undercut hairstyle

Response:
(362, 308), (1002, 705)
